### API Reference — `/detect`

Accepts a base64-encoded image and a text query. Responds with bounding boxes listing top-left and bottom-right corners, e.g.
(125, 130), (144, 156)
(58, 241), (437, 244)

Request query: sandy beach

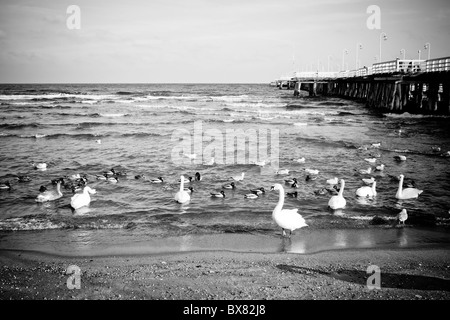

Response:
(1, 245), (449, 301)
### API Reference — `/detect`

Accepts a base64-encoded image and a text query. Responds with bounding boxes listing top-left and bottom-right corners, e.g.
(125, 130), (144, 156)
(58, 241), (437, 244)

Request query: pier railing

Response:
(425, 57), (450, 72)
(289, 56), (449, 82)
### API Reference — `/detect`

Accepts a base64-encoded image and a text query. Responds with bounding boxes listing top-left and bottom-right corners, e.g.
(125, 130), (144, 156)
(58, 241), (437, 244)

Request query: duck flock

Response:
(0, 142), (426, 238)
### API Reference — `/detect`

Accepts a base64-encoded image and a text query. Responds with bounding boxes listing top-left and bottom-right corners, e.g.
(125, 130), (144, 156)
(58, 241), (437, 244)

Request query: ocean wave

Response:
(0, 133), (104, 139)
(116, 91), (135, 95)
(0, 217), (64, 231)
(210, 95), (250, 102)
(121, 132), (164, 138)
(318, 101), (347, 107)
(0, 217), (134, 231)
(295, 136), (356, 149)
(384, 112), (450, 119)
(81, 100), (97, 104)
(99, 113), (131, 117)
(0, 123), (41, 130)
(56, 112), (101, 118)
(0, 93), (116, 101)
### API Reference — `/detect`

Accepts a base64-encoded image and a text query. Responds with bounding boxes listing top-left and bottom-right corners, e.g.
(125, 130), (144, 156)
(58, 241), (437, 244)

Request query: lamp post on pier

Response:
(424, 43), (431, 60)
(400, 49), (406, 60)
(355, 43), (363, 69)
(418, 50), (421, 60)
(342, 49), (348, 71)
(379, 32), (387, 62)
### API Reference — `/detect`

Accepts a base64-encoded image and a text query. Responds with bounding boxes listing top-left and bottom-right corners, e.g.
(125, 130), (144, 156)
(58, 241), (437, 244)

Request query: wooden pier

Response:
(284, 57), (450, 114)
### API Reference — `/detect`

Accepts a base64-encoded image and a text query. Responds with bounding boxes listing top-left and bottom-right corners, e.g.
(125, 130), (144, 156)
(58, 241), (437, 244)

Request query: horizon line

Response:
(0, 82), (270, 85)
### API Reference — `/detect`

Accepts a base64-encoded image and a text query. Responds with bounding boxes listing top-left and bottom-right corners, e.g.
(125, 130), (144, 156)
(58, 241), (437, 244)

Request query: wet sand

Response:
(1, 245), (449, 301)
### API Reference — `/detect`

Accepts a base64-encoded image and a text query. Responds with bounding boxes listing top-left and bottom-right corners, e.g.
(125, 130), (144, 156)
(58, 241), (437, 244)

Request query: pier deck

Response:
(279, 57), (450, 114)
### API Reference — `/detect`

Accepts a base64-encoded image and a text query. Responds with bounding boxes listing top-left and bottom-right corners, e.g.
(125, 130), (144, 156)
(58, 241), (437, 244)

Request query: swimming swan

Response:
(174, 175), (190, 204)
(326, 177), (338, 185)
(293, 157), (306, 163)
(231, 173), (245, 181)
(271, 183), (308, 237)
(70, 186), (96, 210)
(356, 181), (377, 198)
(362, 177), (375, 185)
(36, 179), (63, 202)
(277, 169), (290, 175)
(395, 174), (423, 200)
(328, 179), (346, 209)
(304, 168), (319, 175)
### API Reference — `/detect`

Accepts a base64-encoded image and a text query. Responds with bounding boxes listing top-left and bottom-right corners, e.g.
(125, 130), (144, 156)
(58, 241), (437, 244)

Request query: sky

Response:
(0, 0), (449, 83)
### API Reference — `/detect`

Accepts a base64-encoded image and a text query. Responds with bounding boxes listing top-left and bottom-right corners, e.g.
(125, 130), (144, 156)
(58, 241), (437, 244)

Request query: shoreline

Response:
(1, 247), (449, 300)
(0, 226), (449, 257)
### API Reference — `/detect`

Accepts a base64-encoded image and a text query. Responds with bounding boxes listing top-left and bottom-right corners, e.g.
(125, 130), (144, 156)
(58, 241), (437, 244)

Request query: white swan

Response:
(364, 158), (377, 163)
(293, 157), (305, 163)
(328, 179), (346, 209)
(271, 184), (308, 237)
(231, 172), (245, 181)
(305, 168), (319, 175)
(36, 180), (63, 202)
(397, 209), (408, 224)
(276, 169), (290, 175)
(174, 175), (190, 204)
(326, 177), (338, 185)
(375, 164), (385, 171)
(70, 186), (96, 210)
(371, 143), (381, 148)
(356, 181), (377, 198)
(395, 174), (423, 200)
(362, 177), (375, 185)
(244, 193), (258, 199)
(359, 167), (372, 174)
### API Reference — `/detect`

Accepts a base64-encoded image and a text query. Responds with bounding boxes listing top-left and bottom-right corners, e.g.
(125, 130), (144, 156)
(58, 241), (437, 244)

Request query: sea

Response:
(0, 83), (449, 256)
